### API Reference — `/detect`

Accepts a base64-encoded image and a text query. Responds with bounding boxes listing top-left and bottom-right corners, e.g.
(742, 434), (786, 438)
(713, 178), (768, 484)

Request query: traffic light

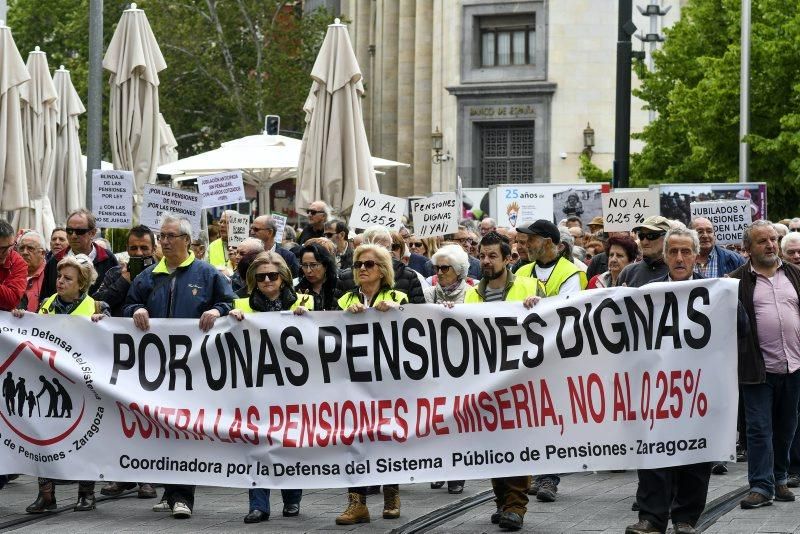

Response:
(264, 115), (280, 135)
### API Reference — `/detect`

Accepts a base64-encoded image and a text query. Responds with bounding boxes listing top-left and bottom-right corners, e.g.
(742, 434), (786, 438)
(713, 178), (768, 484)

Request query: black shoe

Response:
(430, 481), (445, 489)
(448, 484), (464, 495)
(100, 482), (137, 496)
(625, 519), (661, 533)
(711, 462), (728, 475)
(498, 511), (523, 531)
(74, 494), (96, 511)
(244, 510), (269, 523)
(283, 503), (300, 517)
(674, 522), (697, 534)
(490, 508), (502, 524)
(788, 474), (800, 488)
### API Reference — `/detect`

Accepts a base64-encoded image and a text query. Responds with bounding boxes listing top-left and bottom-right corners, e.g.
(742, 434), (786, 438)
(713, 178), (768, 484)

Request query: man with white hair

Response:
(789, 218), (800, 233)
(783, 232), (800, 266)
(15, 230), (47, 312)
(208, 209), (239, 269)
(479, 217), (497, 236)
(125, 213), (235, 519)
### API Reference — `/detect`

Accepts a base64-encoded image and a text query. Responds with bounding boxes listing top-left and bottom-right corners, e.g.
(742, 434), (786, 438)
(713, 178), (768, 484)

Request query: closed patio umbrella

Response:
(15, 47), (57, 238)
(52, 65), (86, 225)
(158, 112), (177, 165)
(0, 23), (30, 214)
(103, 3), (166, 213)
(295, 18), (378, 215)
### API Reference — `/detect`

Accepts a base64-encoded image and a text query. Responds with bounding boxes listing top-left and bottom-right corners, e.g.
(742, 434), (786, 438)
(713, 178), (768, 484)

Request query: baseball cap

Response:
(517, 219), (561, 244)
(632, 215), (671, 233)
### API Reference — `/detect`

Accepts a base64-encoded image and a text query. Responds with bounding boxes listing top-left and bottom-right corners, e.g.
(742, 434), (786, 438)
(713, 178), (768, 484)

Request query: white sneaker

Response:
(152, 500), (171, 512)
(172, 501), (192, 519)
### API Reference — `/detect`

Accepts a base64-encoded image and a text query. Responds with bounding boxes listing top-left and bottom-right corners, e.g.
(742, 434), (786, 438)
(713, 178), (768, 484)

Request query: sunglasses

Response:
(307, 209), (324, 216)
(255, 272), (281, 282)
(65, 227), (92, 236)
(637, 231), (666, 241)
(410, 242), (424, 248)
(353, 260), (377, 270)
(391, 243), (402, 251)
(434, 265), (451, 273)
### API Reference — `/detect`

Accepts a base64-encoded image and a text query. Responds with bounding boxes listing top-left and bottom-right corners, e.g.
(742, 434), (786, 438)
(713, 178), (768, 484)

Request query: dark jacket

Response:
(710, 244), (746, 277)
(407, 252), (429, 274)
(587, 252), (608, 279)
(337, 246), (353, 270)
(298, 225), (325, 245)
(275, 245), (300, 278)
(92, 265), (130, 317)
(616, 256), (669, 288)
(124, 253), (234, 319)
(511, 258), (531, 274)
(729, 261), (800, 384)
(337, 258), (425, 304)
(41, 244), (118, 308)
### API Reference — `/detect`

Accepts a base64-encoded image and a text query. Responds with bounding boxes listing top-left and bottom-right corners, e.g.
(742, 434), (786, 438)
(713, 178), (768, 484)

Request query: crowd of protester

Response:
(1, 205), (800, 534)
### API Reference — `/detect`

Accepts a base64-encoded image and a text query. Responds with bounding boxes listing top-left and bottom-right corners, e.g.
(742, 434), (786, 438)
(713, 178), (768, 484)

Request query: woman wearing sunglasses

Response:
(422, 244), (469, 495)
(12, 254), (108, 513)
(294, 242), (339, 311)
(228, 251), (307, 523)
(336, 244), (408, 526)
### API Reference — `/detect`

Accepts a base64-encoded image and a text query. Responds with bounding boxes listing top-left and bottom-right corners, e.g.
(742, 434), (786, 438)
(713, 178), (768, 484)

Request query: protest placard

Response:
(227, 214), (250, 247)
(690, 200), (751, 244)
(141, 185), (202, 237)
(91, 170), (134, 228)
(271, 213), (288, 243)
(197, 171), (246, 208)
(411, 193), (459, 237)
(601, 189), (660, 232)
(349, 190), (404, 231)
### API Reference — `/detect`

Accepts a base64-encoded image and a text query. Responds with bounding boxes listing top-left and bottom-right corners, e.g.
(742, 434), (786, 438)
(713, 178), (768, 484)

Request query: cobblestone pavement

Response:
(2, 462), (798, 533)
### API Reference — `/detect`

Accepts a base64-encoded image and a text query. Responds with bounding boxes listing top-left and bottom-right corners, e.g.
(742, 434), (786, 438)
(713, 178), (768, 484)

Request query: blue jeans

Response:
(742, 370), (800, 497)
(248, 488), (302, 513)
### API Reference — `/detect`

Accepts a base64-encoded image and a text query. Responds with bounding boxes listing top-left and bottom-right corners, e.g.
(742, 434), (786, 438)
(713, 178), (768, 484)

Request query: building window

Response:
(480, 123), (535, 187)
(479, 15), (535, 68)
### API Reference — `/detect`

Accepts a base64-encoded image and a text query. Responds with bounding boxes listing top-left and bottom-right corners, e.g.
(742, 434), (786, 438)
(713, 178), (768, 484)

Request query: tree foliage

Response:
(7, 0), (333, 159)
(631, 0), (800, 219)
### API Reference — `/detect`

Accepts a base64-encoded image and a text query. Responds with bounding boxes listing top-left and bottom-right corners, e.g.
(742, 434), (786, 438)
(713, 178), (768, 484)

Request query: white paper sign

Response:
(601, 189), (660, 232)
(495, 186), (555, 227)
(411, 192), (460, 238)
(197, 171), (246, 208)
(690, 200), (751, 245)
(227, 214), (249, 247)
(91, 170), (133, 228)
(141, 185), (202, 238)
(271, 214), (288, 244)
(349, 190), (404, 231)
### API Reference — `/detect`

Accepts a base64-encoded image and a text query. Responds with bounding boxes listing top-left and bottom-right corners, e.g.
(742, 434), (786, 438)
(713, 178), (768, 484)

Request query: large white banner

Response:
(0, 280), (738, 488)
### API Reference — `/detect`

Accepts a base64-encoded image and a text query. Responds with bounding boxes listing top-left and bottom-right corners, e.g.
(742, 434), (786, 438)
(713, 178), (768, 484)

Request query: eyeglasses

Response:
(353, 260), (377, 270)
(255, 272), (281, 282)
(307, 209), (324, 216)
(324, 232), (337, 238)
(391, 243), (402, 251)
(301, 262), (322, 270)
(158, 233), (187, 241)
(455, 237), (472, 244)
(637, 231), (666, 241)
(65, 227), (92, 236)
(410, 242), (424, 248)
(434, 265), (452, 273)
(249, 226), (265, 233)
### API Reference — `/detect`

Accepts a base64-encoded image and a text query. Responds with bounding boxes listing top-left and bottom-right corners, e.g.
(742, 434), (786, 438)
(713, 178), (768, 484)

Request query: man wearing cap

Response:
(514, 220), (585, 503)
(515, 220), (586, 297)
(616, 216), (672, 288)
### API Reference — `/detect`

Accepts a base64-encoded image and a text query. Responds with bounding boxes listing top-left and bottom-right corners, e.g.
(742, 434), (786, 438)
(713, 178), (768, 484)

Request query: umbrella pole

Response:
(86, 0), (103, 207)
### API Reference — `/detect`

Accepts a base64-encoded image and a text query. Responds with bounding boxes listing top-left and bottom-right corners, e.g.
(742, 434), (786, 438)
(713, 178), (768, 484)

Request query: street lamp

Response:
(582, 122), (595, 160)
(431, 127), (450, 164)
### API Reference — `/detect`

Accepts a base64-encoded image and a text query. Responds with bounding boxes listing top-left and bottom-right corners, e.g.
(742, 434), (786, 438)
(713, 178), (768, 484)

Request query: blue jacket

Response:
(124, 252), (234, 319)
(711, 244), (746, 277)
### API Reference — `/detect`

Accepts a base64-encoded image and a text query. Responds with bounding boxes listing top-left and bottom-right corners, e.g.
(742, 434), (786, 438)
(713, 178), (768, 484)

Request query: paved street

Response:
(3, 461), (799, 533)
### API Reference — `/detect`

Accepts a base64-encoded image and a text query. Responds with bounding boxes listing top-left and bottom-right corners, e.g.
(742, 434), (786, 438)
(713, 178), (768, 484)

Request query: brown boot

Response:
(383, 485), (400, 519)
(26, 479), (56, 514)
(335, 492), (370, 525)
(75, 481), (96, 511)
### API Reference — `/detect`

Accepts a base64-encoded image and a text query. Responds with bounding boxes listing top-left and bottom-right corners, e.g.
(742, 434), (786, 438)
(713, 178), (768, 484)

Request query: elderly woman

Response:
(12, 254), (108, 513)
(336, 244), (408, 526)
(295, 242), (339, 310)
(227, 252), (306, 523)
(587, 235), (638, 288)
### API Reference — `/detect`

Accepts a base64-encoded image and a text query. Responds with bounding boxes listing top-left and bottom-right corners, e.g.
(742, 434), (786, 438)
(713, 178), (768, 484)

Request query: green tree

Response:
(631, 0), (800, 219)
(7, 0), (333, 159)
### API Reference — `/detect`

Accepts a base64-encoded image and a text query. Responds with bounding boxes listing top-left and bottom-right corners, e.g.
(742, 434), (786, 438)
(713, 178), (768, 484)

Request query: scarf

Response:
(433, 279), (468, 304)
(49, 294), (87, 315)
(249, 285), (297, 312)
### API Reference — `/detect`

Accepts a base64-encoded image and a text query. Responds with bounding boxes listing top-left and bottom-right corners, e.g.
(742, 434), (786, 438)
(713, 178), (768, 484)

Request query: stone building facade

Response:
(332, 0), (685, 195)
